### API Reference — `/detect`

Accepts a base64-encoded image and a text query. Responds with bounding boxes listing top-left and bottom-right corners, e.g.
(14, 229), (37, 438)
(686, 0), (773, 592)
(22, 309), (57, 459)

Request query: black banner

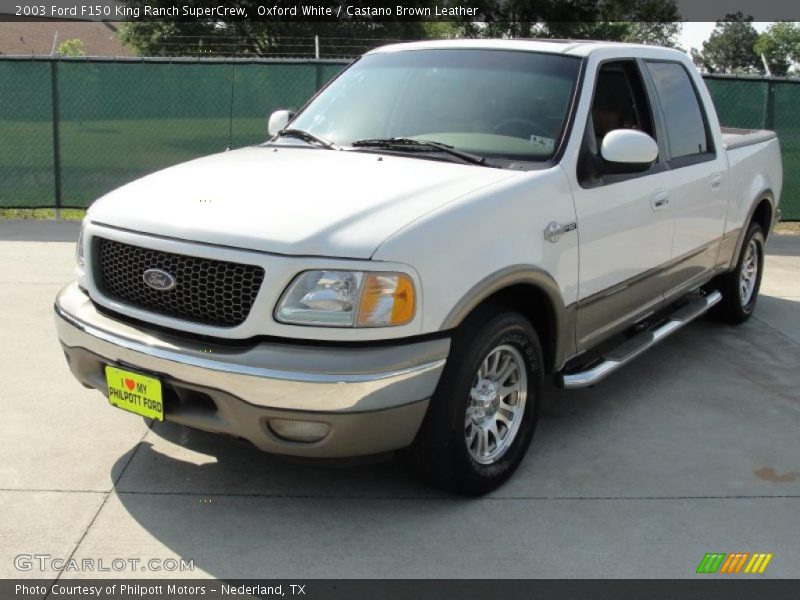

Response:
(5, 579), (800, 600)
(1, 0), (799, 23)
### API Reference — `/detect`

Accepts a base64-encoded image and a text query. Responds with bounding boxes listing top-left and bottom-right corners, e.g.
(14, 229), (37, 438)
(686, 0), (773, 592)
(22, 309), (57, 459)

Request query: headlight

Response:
(276, 270), (416, 327)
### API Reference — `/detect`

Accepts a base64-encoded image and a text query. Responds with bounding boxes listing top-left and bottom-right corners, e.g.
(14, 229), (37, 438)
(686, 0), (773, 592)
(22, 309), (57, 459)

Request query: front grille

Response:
(93, 237), (265, 327)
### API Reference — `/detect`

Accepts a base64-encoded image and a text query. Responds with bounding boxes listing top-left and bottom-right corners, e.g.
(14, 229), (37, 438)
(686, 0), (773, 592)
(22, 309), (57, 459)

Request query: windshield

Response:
(287, 49), (582, 163)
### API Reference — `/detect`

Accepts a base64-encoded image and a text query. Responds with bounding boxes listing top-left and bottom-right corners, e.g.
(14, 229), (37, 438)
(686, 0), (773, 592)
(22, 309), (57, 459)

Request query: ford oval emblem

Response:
(142, 268), (176, 291)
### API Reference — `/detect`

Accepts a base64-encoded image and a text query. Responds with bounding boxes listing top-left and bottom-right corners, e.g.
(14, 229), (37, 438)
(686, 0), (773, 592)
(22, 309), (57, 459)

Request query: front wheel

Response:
(408, 307), (542, 495)
(713, 222), (765, 324)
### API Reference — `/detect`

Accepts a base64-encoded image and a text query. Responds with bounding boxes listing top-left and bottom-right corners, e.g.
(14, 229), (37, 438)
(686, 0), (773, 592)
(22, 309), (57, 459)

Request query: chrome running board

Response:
(560, 290), (722, 389)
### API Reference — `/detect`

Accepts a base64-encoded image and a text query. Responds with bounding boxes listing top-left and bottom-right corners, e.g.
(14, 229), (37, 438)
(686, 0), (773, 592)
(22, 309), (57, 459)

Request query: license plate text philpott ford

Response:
(105, 366), (164, 421)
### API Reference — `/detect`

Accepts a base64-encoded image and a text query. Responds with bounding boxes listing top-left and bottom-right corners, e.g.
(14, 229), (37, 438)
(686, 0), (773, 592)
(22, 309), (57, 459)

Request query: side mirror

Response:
(268, 110), (291, 137)
(600, 129), (658, 172)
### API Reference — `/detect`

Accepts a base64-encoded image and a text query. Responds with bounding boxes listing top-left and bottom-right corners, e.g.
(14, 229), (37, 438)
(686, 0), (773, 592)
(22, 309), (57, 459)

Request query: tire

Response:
(713, 222), (765, 324)
(408, 306), (542, 495)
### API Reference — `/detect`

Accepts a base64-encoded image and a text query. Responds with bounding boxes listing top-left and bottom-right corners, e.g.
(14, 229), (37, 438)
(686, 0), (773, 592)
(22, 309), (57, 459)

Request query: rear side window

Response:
(645, 62), (710, 159)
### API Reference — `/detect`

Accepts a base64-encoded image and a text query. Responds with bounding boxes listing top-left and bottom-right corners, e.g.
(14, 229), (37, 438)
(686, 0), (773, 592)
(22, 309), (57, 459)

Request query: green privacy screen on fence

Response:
(0, 57), (798, 218)
(0, 60), (56, 207)
(704, 76), (800, 220)
(0, 58), (348, 208)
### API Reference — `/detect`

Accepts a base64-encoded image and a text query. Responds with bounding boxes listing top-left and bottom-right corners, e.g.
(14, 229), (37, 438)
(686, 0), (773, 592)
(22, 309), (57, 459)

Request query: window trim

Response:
(551, 56), (589, 167)
(641, 59), (717, 167)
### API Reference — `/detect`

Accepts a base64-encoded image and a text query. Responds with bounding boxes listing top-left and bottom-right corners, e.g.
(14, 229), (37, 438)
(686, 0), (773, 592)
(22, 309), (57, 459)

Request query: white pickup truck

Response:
(55, 40), (781, 494)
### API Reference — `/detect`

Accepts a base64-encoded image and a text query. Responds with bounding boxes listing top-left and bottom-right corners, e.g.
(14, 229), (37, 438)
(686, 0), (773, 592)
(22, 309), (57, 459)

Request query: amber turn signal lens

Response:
(356, 273), (415, 327)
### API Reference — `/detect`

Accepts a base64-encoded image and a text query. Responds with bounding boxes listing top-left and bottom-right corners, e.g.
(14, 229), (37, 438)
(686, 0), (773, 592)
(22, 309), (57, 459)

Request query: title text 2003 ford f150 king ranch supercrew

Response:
(55, 40), (782, 494)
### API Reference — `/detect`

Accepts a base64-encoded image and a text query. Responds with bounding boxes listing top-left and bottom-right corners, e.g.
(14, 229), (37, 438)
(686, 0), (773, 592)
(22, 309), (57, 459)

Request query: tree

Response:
(118, 1), (435, 57)
(623, 22), (682, 49)
(694, 13), (760, 74)
(755, 22), (800, 76)
(118, 0), (683, 57)
(690, 47), (711, 73)
(56, 38), (85, 57)
(456, 0), (681, 47)
(421, 21), (462, 40)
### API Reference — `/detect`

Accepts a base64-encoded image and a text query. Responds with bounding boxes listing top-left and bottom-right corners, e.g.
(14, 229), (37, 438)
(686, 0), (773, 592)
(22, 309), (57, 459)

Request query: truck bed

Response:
(721, 127), (777, 150)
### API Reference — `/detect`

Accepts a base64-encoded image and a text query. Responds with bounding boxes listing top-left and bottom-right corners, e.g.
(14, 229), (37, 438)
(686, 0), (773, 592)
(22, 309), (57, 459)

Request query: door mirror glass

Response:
(268, 110), (291, 137)
(600, 129), (658, 170)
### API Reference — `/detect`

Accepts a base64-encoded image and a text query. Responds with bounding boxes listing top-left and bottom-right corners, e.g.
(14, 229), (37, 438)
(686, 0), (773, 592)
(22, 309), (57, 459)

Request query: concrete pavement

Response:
(1, 219), (798, 580)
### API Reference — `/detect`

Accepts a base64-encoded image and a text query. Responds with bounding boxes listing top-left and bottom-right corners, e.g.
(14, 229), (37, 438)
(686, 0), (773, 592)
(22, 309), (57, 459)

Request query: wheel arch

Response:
(751, 195), (775, 240)
(730, 191), (775, 270)
(440, 265), (575, 374)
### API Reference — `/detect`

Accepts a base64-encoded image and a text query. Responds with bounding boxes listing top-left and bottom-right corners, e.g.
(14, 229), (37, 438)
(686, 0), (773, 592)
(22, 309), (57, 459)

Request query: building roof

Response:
(0, 21), (133, 57)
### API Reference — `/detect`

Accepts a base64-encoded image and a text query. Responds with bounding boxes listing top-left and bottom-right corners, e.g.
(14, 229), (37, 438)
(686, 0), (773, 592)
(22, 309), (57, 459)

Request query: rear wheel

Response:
(408, 307), (542, 495)
(713, 222), (765, 324)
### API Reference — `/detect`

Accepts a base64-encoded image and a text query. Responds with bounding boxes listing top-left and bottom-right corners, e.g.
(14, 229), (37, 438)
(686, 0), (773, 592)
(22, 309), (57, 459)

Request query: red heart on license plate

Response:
(124, 378), (135, 391)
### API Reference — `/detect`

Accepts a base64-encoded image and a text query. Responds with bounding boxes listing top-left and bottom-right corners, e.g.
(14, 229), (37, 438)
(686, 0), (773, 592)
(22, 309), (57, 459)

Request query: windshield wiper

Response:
(273, 128), (337, 149)
(351, 137), (490, 166)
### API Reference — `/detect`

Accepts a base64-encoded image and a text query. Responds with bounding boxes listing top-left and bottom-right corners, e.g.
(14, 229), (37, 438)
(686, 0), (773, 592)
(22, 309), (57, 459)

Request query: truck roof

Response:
(368, 38), (684, 59)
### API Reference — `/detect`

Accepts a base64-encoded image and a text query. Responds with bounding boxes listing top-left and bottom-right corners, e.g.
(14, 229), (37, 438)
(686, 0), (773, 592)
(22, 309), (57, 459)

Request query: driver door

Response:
(569, 59), (675, 352)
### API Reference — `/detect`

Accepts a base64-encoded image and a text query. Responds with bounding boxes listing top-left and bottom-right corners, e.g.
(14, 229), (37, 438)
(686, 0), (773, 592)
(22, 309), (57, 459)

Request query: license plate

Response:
(105, 366), (164, 421)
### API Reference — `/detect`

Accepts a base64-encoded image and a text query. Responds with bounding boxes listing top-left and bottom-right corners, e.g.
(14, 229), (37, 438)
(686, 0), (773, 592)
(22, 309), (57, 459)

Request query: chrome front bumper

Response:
(54, 283), (449, 457)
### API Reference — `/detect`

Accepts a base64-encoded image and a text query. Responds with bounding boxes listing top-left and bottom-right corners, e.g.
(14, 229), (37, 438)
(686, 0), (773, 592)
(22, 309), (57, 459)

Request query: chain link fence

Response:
(704, 74), (800, 220)
(1, 58), (798, 218)
(0, 57), (349, 209)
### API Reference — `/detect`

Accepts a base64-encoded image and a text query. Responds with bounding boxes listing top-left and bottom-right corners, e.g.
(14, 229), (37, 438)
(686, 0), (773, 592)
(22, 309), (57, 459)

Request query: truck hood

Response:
(88, 146), (517, 259)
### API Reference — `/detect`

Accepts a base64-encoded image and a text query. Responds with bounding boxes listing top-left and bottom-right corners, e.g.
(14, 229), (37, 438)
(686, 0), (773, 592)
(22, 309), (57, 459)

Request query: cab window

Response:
(644, 61), (713, 162)
(592, 61), (655, 146)
(578, 60), (657, 186)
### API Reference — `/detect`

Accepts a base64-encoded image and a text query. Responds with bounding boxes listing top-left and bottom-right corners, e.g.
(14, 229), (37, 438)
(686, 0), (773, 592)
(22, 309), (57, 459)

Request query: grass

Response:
(2, 207), (797, 232)
(776, 222), (800, 234)
(0, 208), (85, 220)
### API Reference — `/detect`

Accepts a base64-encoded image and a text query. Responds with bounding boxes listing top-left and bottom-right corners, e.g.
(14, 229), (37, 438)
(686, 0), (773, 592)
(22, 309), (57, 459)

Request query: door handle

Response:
(709, 172), (723, 191)
(650, 189), (669, 211)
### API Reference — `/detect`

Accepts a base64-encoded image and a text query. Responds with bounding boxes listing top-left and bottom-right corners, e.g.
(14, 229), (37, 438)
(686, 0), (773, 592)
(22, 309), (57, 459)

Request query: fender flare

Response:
(440, 264), (576, 371)
(729, 191), (775, 270)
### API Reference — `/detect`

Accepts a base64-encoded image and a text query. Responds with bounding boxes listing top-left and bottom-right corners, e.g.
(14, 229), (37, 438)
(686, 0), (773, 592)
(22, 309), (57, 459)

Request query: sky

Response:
(678, 22), (771, 53)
